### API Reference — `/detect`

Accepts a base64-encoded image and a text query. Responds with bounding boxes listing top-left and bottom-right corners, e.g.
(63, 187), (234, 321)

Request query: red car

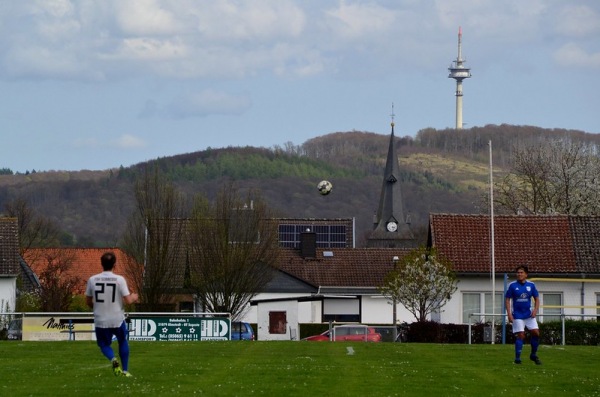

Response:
(303, 325), (382, 342)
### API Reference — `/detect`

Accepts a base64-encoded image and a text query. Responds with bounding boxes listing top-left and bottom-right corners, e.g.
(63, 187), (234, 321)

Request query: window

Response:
(484, 293), (504, 324)
(541, 293), (562, 323)
(463, 293), (480, 324)
(462, 292), (503, 324)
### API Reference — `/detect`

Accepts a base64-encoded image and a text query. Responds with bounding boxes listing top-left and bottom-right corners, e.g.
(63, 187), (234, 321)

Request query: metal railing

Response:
(468, 312), (599, 345)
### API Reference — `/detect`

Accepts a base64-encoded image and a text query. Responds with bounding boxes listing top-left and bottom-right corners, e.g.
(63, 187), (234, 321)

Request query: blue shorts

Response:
(95, 321), (128, 347)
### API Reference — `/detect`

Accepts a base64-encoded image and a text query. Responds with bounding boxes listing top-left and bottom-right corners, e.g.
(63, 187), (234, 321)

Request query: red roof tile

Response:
(429, 214), (582, 274)
(25, 248), (139, 294)
(278, 248), (412, 287)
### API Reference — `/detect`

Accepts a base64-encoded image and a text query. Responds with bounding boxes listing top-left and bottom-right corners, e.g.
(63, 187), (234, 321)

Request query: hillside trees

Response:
(495, 139), (600, 215)
(415, 125), (600, 171)
(186, 184), (279, 320)
(3, 124), (598, 249)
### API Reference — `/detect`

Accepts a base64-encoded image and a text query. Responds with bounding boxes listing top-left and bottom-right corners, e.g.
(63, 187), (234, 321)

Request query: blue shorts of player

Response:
(95, 321), (130, 371)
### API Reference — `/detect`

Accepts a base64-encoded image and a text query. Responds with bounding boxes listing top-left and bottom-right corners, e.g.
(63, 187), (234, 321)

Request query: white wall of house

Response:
(441, 276), (600, 325)
(243, 276), (600, 331)
(532, 278), (600, 321)
(361, 295), (414, 324)
(0, 277), (16, 312)
(245, 292), (415, 326)
(242, 292), (318, 323)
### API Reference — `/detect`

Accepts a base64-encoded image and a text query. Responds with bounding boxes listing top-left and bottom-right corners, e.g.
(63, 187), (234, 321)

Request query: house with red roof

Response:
(245, 213), (600, 340)
(428, 214), (600, 325)
(24, 247), (138, 295)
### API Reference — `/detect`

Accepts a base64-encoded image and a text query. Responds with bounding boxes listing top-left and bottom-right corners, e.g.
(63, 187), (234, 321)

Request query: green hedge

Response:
(298, 320), (600, 345)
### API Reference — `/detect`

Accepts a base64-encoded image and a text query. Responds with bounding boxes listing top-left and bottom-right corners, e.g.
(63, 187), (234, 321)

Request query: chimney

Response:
(300, 230), (317, 258)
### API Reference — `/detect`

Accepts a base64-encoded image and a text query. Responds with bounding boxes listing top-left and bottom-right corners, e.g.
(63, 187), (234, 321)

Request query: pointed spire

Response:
(367, 107), (415, 248)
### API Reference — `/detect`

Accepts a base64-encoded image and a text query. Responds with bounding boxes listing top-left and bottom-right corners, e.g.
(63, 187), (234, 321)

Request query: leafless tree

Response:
(187, 183), (279, 320)
(120, 167), (187, 311)
(34, 249), (81, 312)
(379, 246), (457, 323)
(495, 139), (600, 215)
(3, 197), (61, 257)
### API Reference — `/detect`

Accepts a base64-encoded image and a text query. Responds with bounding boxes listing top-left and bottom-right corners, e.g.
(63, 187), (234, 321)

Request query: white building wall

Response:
(533, 278), (600, 320)
(360, 295), (414, 324)
(439, 278), (506, 324)
(241, 292), (318, 324)
(255, 300), (298, 341)
(241, 277), (600, 330)
(0, 277), (16, 312)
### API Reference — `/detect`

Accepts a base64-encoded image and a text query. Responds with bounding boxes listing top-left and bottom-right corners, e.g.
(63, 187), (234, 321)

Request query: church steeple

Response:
(367, 108), (415, 248)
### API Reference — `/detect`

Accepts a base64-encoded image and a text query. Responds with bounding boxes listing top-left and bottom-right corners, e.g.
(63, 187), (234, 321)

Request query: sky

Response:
(1, 0), (599, 173)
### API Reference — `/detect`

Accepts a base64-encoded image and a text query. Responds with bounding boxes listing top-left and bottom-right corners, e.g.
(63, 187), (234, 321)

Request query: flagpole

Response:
(489, 140), (496, 344)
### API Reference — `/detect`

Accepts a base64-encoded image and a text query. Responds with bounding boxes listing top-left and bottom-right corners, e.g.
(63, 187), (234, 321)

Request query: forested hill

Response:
(0, 124), (598, 247)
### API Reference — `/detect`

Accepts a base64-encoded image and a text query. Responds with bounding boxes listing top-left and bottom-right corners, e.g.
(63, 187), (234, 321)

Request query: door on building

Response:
(269, 311), (287, 334)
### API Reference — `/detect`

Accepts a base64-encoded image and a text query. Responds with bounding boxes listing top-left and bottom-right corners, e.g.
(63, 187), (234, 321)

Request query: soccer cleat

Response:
(514, 359), (522, 364)
(121, 371), (133, 378)
(112, 359), (123, 376)
(530, 355), (542, 365)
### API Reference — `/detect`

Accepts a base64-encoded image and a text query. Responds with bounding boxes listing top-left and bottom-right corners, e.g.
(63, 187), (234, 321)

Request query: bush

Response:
(299, 320), (600, 345)
(541, 320), (600, 345)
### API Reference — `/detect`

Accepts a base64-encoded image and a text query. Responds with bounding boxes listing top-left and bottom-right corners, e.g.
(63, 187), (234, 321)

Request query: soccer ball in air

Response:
(317, 180), (333, 195)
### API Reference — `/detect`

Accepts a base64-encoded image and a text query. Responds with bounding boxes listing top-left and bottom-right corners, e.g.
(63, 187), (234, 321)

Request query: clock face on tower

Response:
(386, 221), (398, 232)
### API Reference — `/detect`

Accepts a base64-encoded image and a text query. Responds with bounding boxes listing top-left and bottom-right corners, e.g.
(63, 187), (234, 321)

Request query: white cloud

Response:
(555, 5), (600, 37)
(112, 134), (147, 149)
(324, 1), (396, 40)
(554, 43), (600, 69)
(4, 46), (86, 79)
(111, 37), (188, 61)
(437, 0), (549, 42)
(165, 89), (252, 119)
(73, 134), (146, 149)
(114, 0), (180, 36)
(0, 0), (598, 82)
(191, 0), (306, 42)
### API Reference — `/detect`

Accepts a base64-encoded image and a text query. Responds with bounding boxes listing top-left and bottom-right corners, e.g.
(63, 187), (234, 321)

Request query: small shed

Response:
(250, 295), (360, 341)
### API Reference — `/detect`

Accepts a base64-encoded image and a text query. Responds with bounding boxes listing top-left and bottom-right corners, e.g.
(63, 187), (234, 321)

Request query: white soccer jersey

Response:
(85, 271), (130, 328)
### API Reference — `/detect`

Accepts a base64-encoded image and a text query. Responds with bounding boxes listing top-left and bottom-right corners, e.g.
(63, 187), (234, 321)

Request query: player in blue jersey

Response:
(505, 265), (542, 365)
(86, 252), (139, 377)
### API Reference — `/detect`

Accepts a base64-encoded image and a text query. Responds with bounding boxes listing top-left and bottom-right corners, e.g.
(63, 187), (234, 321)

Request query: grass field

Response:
(2, 341), (599, 396)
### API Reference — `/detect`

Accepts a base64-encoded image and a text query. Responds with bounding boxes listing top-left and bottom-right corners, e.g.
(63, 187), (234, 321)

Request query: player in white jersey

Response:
(86, 252), (138, 377)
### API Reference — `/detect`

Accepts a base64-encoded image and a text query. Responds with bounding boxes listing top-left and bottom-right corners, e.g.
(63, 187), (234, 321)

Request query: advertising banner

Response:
(23, 315), (94, 341)
(129, 317), (231, 341)
(22, 315), (230, 342)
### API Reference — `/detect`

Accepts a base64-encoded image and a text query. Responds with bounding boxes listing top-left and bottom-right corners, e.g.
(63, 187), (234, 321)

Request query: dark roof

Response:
(278, 248), (413, 288)
(0, 218), (20, 276)
(18, 257), (41, 292)
(429, 214), (600, 275)
(570, 217), (600, 273)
